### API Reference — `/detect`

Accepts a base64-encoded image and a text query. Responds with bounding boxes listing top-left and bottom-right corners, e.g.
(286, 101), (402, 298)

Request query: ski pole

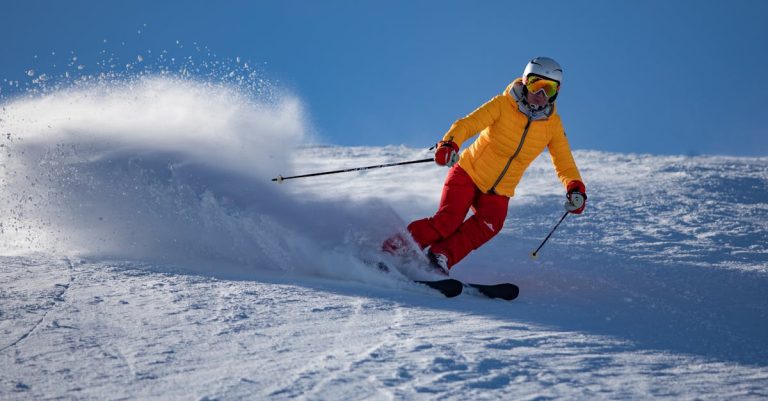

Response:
(530, 211), (569, 259)
(272, 158), (433, 183)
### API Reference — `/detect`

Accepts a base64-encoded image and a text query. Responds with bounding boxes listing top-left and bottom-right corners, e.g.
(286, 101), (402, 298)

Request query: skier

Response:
(383, 57), (587, 274)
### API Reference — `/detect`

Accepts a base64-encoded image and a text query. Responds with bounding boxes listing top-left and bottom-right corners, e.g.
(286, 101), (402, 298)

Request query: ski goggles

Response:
(525, 75), (559, 98)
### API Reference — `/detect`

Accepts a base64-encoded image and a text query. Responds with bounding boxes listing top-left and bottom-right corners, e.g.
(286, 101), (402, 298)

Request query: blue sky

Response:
(2, 0), (767, 156)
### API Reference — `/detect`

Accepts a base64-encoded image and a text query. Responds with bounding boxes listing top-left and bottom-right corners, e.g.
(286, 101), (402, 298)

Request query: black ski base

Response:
(466, 283), (520, 301)
(415, 279), (463, 298)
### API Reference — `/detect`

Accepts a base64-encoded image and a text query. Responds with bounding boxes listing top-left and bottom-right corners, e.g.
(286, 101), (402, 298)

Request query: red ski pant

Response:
(407, 165), (509, 269)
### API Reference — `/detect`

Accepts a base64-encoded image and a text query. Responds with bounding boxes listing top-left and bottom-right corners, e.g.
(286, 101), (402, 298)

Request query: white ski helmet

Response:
(523, 57), (563, 84)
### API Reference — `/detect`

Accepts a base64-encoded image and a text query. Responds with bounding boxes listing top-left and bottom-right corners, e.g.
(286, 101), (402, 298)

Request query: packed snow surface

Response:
(1, 77), (767, 400)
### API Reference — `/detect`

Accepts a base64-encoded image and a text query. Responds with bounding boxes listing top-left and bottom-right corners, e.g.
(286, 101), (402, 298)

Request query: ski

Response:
(465, 283), (519, 301)
(365, 259), (516, 299)
(415, 279), (463, 298)
(369, 260), (462, 297)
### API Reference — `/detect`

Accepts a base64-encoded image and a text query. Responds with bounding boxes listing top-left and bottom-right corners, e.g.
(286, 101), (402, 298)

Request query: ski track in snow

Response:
(2, 255), (767, 400)
(1, 80), (768, 399)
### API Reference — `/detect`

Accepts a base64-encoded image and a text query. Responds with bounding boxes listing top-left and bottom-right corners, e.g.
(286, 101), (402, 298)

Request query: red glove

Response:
(434, 141), (459, 167)
(565, 180), (587, 214)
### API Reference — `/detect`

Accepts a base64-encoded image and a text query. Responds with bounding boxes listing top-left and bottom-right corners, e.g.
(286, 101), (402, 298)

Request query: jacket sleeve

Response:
(547, 121), (583, 189)
(441, 95), (504, 147)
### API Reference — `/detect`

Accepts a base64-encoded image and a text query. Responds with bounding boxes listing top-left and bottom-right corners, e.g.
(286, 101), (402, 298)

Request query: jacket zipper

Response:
(488, 116), (532, 194)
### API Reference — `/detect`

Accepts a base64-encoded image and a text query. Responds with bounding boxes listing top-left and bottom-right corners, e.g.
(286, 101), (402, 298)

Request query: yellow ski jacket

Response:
(442, 79), (583, 197)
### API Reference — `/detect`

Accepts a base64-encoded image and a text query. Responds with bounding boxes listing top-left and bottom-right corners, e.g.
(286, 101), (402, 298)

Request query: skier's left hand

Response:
(564, 180), (587, 214)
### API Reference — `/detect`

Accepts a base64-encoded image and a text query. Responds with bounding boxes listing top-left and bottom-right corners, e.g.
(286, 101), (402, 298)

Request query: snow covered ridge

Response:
(1, 78), (767, 399)
(1, 77), (764, 275)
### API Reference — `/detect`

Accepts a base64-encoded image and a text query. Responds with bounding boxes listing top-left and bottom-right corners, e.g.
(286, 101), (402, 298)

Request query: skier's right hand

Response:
(434, 141), (459, 167)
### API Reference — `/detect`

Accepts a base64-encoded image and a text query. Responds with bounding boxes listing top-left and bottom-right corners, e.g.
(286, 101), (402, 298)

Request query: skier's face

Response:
(526, 89), (549, 107)
(524, 75), (558, 107)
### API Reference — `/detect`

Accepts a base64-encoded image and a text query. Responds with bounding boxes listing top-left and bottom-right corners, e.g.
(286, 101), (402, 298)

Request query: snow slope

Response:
(1, 77), (767, 400)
